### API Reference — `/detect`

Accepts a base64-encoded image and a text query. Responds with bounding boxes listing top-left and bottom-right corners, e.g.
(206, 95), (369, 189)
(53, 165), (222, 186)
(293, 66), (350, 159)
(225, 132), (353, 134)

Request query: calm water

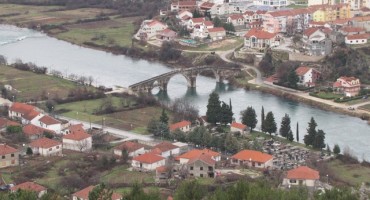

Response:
(0, 25), (369, 160)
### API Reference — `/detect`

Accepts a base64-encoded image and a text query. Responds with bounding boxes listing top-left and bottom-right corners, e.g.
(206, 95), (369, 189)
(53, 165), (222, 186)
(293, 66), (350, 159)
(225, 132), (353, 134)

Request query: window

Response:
(200, 174), (204, 177)
(190, 166), (194, 170)
(200, 167), (203, 171)
(49, 148), (52, 151)
(1, 156), (5, 159)
(290, 179), (297, 183)
(11, 154), (14, 157)
(56, 146), (60, 149)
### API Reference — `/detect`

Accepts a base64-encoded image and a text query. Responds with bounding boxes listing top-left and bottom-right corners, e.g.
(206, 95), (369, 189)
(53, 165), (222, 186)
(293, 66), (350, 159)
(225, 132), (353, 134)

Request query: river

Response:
(0, 25), (369, 160)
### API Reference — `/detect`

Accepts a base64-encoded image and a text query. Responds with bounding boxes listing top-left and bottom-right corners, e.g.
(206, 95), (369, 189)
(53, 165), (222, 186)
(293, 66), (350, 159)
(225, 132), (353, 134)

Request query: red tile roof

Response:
(295, 66), (311, 76)
(188, 153), (216, 166)
(303, 27), (320, 37)
(208, 27), (226, 33)
(231, 150), (273, 163)
(23, 110), (41, 121)
(10, 182), (46, 193)
(245, 28), (276, 39)
(229, 14), (244, 20)
(147, 20), (166, 28)
(177, 1), (197, 6)
(200, 2), (215, 9)
(156, 166), (169, 173)
(23, 124), (54, 136)
(30, 137), (61, 149)
(39, 115), (60, 125)
(192, 17), (205, 23)
(0, 144), (18, 156)
(9, 102), (35, 115)
(66, 124), (84, 132)
(0, 118), (20, 128)
(231, 122), (247, 130)
(244, 11), (254, 16)
(176, 148), (220, 161)
(287, 166), (319, 180)
(154, 142), (178, 152)
(133, 152), (165, 164)
(203, 21), (213, 26)
(170, 120), (191, 131)
(114, 141), (144, 153)
(340, 26), (365, 33)
(346, 33), (370, 40)
(73, 185), (122, 200)
(63, 130), (91, 141)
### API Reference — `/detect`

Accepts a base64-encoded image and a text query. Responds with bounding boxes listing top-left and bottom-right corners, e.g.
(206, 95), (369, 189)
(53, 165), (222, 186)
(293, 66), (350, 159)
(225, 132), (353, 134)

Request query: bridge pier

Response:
(187, 76), (197, 88)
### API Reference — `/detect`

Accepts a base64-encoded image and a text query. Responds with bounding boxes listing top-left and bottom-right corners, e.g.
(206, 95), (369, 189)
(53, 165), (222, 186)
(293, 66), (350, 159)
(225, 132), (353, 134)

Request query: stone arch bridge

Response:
(129, 66), (241, 93)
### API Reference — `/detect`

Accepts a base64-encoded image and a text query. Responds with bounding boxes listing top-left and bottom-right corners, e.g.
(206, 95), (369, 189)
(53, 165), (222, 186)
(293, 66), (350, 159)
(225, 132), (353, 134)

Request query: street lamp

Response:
(326, 174), (329, 184)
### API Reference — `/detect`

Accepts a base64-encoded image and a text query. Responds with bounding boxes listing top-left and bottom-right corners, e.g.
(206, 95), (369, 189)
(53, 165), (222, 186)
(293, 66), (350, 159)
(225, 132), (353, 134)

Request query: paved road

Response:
(57, 115), (154, 142)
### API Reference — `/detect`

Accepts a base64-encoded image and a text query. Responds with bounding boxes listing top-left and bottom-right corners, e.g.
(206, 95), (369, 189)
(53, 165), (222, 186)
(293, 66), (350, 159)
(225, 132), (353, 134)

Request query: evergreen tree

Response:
(213, 17), (222, 27)
(326, 144), (331, 156)
(287, 68), (299, 88)
(287, 130), (294, 142)
(296, 122), (299, 142)
(88, 183), (113, 200)
(26, 147), (33, 155)
(261, 106), (265, 132)
(264, 111), (277, 136)
(313, 129), (326, 149)
(220, 101), (232, 125)
(333, 144), (341, 155)
(241, 106), (257, 131)
(159, 108), (169, 125)
(175, 180), (206, 200)
(224, 133), (239, 153)
(206, 92), (221, 124)
(304, 117), (317, 146)
(147, 118), (169, 139)
(192, 9), (203, 18)
(279, 114), (291, 138)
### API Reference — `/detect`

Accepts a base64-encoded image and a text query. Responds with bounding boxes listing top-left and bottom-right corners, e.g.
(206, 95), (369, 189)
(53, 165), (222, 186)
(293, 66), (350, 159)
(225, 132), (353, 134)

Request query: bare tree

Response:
(76, 139), (89, 152)
(68, 73), (78, 80)
(169, 98), (199, 123)
(78, 76), (87, 85)
(88, 76), (94, 86)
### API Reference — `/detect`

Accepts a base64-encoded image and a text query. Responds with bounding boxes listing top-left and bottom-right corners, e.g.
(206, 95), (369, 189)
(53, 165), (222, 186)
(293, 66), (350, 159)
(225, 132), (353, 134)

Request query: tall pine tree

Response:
(304, 117), (317, 146)
(264, 111), (277, 136)
(159, 108), (169, 125)
(261, 106), (265, 132)
(241, 106), (257, 131)
(314, 129), (326, 149)
(206, 92), (221, 124)
(279, 114), (291, 138)
(296, 122), (299, 142)
(220, 101), (233, 125)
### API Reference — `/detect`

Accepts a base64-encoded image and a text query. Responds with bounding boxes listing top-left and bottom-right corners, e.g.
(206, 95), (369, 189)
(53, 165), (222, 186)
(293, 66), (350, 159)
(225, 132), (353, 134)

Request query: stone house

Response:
(29, 137), (62, 157)
(23, 124), (52, 140)
(188, 154), (216, 178)
(282, 166), (320, 187)
(0, 144), (19, 168)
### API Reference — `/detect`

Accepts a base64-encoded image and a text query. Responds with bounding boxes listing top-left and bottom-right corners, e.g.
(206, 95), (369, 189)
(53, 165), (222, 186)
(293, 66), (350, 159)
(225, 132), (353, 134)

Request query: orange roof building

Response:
(132, 152), (165, 171)
(283, 166), (320, 187)
(230, 122), (248, 133)
(72, 185), (122, 200)
(0, 118), (20, 129)
(29, 138), (62, 156)
(176, 148), (221, 164)
(62, 129), (92, 152)
(231, 150), (273, 168)
(23, 124), (55, 140)
(169, 120), (191, 132)
(11, 182), (47, 197)
(0, 144), (19, 168)
(244, 28), (278, 49)
(113, 141), (145, 157)
(152, 142), (180, 157)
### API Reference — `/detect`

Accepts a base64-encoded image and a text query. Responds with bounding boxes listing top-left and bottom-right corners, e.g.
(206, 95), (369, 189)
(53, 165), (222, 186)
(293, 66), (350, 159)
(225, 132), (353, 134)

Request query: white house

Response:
(132, 152), (165, 171)
(177, 10), (193, 20)
(244, 28), (278, 49)
(29, 137), (62, 157)
(72, 186), (122, 200)
(345, 34), (370, 45)
(36, 115), (62, 134)
(176, 148), (221, 164)
(230, 122), (248, 134)
(151, 141), (180, 158)
(227, 14), (245, 26)
(113, 141), (146, 157)
(10, 182), (47, 198)
(282, 166), (320, 187)
(62, 130), (92, 152)
(8, 102), (43, 125)
(136, 20), (167, 39)
(231, 150), (273, 168)
(187, 17), (205, 29)
(169, 120), (191, 133)
(208, 27), (226, 41)
(295, 66), (321, 87)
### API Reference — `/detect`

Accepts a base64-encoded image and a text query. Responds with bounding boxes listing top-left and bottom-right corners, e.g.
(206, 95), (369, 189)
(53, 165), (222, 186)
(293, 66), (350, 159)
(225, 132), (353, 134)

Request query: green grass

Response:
(181, 37), (244, 51)
(58, 17), (137, 48)
(1, 173), (13, 184)
(248, 131), (308, 149)
(287, 4), (308, 8)
(197, 178), (215, 185)
(314, 92), (343, 100)
(328, 159), (370, 186)
(100, 165), (155, 185)
(0, 65), (88, 101)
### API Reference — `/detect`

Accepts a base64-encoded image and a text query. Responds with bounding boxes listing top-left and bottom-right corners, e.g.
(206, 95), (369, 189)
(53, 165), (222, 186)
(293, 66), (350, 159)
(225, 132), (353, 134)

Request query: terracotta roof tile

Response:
(114, 141), (144, 153)
(231, 122), (247, 130)
(23, 110), (41, 121)
(0, 118), (20, 128)
(170, 120), (191, 131)
(346, 33), (370, 40)
(295, 66), (311, 76)
(200, 2), (215, 9)
(303, 27), (320, 37)
(192, 17), (205, 23)
(156, 166), (169, 173)
(0, 144), (18, 156)
(9, 102), (35, 115)
(176, 148), (220, 161)
(154, 142), (178, 152)
(208, 27), (225, 33)
(73, 185), (122, 200)
(30, 138), (61, 149)
(147, 20), (166, 28)
(133, 152), (165, 164)
(10, 182), (46, 193)
(188, 153), (216, 165)
(63, 130), (91, 141)
(23, 124), (54, 136)
(287, 166), (319, 180)
(39, 115), (60, 125)
(177, 1), (197, 6)
(229, 14), (244, 20)
(340, 26), (365, 33)
(203, 21), (214, 26)
(245, 28), (276, 39)
(231, 150), (273, 163)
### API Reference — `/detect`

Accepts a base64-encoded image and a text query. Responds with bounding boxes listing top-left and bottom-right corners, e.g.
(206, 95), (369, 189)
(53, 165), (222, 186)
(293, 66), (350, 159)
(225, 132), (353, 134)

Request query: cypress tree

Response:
(264, 111), (277, 136)
(304, 117), (317, 146)
(296, 122), (299, 142)
(241, 106), (258, 131)
(279, 114), (291, 138)
(206, 92), (221, 124)
(261, 106), (265, 132)
(159, 108), (169, 125)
